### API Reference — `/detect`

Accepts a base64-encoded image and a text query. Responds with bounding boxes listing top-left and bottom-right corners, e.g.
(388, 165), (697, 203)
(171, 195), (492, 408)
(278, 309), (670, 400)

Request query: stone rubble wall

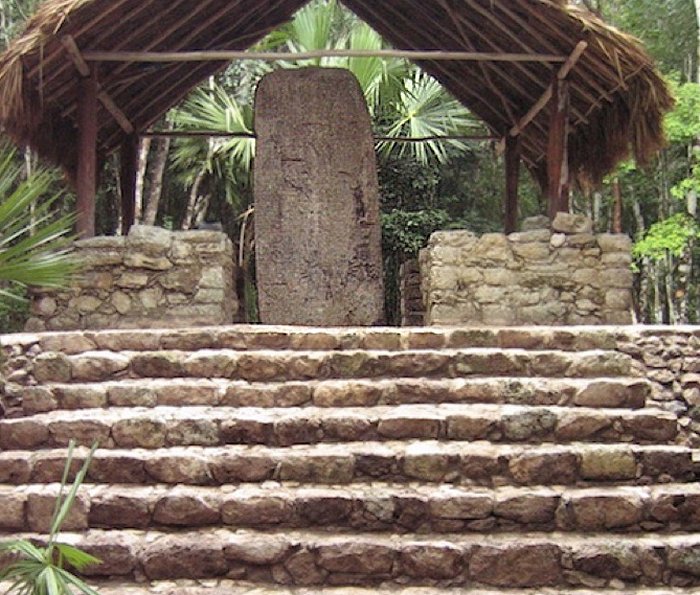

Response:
(25, 225), (237, 332)
(617, 326), (700, 447)
(400, 259), (424, 326)
(419, 213), (633, 326)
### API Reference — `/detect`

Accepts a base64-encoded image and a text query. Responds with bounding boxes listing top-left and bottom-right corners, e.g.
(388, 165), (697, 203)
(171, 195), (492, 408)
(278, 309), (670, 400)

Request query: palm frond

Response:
(0, 145), (77, 297)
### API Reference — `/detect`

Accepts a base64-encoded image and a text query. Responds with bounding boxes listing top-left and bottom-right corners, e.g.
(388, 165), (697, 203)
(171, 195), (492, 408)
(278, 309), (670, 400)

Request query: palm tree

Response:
(0, 144), (77, 301)
(171, 0), (484, 195)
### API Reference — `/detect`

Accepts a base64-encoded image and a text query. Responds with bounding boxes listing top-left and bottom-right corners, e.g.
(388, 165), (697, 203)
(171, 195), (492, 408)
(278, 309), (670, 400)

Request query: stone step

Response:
(21, 377), (651, 414)
(0, 442), (693, 487)
(3, 482), (699, 534)
(5, 325), (621, 355)
(1, 529), (700, 588)
(0, 405), (679, 450)
(29, 581), (700, 594)
(32, 348), (633, 384)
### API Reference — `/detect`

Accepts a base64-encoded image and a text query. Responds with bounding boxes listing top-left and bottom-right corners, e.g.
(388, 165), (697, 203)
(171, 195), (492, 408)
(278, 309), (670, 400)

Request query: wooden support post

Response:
(546, 78), (570, 220)
(76, 69), (99, 238)
(504, 134), (521, 234)
(120, 134), (139, 235)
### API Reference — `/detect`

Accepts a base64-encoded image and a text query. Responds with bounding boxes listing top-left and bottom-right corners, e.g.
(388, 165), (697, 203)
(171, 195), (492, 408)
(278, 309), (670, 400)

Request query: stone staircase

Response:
(1, 325), (699, 593)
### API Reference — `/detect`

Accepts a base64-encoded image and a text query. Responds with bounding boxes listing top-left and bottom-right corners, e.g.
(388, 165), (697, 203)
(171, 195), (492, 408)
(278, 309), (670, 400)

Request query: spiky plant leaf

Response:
(0, 441), (100, 595)
(0, 144), (77, 298)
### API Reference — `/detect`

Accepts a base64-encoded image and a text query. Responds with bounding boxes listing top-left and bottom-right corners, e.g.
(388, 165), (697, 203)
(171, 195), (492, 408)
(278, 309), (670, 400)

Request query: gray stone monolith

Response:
(254, 67), (384, 325)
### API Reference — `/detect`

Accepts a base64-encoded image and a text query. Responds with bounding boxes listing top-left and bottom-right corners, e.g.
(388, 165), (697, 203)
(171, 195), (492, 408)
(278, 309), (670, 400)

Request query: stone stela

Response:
(253, 67), (385, 326)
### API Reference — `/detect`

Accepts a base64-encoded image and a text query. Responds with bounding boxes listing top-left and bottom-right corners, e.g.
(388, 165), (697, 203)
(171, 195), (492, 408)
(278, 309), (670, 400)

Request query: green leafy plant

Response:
(0, 440), (101, 594)
(0, 144), (78, 301)
(633, 213), (700, 261)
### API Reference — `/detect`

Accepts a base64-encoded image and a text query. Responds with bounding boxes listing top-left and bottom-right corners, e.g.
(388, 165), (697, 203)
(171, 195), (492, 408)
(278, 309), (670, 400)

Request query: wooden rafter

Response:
(509, 41), (588, 138)
(105, 0), (298, 144)
(82, 49), (567, 63)
(438, 0), (517, 126)
(61, 35), (134, 134)
(141, 129), (497, 142)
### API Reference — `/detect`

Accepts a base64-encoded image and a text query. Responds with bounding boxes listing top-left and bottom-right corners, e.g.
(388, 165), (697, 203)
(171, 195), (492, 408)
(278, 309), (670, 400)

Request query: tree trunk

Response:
(611, 176), (623, 233)
(142, 124), (173, 226)
(631, 195), (648, 323)
(135, 137), (151, 223)
(182, 166), (207, 230)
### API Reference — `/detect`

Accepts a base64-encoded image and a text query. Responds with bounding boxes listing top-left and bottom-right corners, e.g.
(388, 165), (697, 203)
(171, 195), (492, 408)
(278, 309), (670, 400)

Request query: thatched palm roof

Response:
(0, 0), (673, 185)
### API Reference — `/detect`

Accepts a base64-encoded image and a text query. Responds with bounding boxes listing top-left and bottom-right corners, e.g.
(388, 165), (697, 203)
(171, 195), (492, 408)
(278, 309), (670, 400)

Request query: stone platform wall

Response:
(400, 259), (424, 326)
(25, 226), (237, 331)
(419, 214), (633, 326)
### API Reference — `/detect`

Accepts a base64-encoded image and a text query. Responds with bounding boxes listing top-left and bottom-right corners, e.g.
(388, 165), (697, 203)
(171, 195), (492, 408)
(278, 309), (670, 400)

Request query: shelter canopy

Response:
(0, 0), (673, 216)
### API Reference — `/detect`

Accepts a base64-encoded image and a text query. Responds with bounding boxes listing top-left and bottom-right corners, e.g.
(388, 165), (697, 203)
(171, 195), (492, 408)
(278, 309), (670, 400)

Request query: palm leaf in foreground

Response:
(0, 441), (101, 594)
(0, 144), (77, 299)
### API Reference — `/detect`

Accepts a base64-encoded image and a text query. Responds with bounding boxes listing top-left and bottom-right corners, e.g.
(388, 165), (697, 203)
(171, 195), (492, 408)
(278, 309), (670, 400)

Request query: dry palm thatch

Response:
(0, 0), (674, 187)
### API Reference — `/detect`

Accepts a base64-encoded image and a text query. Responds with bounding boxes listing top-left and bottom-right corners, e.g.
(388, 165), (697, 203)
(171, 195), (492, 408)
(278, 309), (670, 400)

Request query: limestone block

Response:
(126, 225), (172, 256)
(254, 67), (384, 325)
(550, 233), (566, 248)
(512, 242), (551, 261)
(116, 272), (149, 288)
(430, 229), (477, 248)
(508, 229), (551, 243)
(112, 292), (132, 315)
(123, 253), (173, 271)
(597, 233), (632, 252)
(77, 272), (114, 290)
(31, 296), (57, 317)
(83, 250), (124, 267)
(477, 234), (510, 262)
(606, 289), (632, 310)
(552, 212), (593, 234)
(160, 269), (200, 292)
(566, 233), (597, 247)
(521, 215), (550, 231)
(600, 268), (634, 289)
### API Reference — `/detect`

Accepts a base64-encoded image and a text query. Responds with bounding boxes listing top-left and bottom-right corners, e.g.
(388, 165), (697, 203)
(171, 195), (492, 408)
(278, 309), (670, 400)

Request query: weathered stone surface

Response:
(222, 495), (291, 526)
(144, 456), (212, 484)
(33, 352), (71, 382)
(469, 544), (562, 587)
(0, 419), (49, 449)
(567, 493), (644, 529)
(224, 535), (291, 565)
(317, 543), (395, 575)
(509, 451), (579, 485)
(142, 537), (227, 579)
(26, 226), (237, 331)
(89, 494), (151, 528)
(580, 448), (637, 481)
(552, 212), (593, 234)
(112, 418), (167, 448)
(0, 493), (26, 529)
(27, 492), (88, 531)
(71, 353), (129, 382)
(521, 215), (550, 231)
(49, 419), (111, 446)
(254, 68), (384, 326)
(400, 544), (464, 579)
(494, 492), (558, 524)
(153, 494), (220, 526)
(417, 211), (631, 326)
(429, 492), (493, 520)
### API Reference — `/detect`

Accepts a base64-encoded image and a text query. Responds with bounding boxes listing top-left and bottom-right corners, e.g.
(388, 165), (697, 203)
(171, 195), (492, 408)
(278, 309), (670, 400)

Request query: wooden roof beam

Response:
(82, 49), (568, 63)
(445, 8), (587, 127)
(509, 41), (587, 138)
(438, 0), (517, 126)
(61, 35), (134, 135)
